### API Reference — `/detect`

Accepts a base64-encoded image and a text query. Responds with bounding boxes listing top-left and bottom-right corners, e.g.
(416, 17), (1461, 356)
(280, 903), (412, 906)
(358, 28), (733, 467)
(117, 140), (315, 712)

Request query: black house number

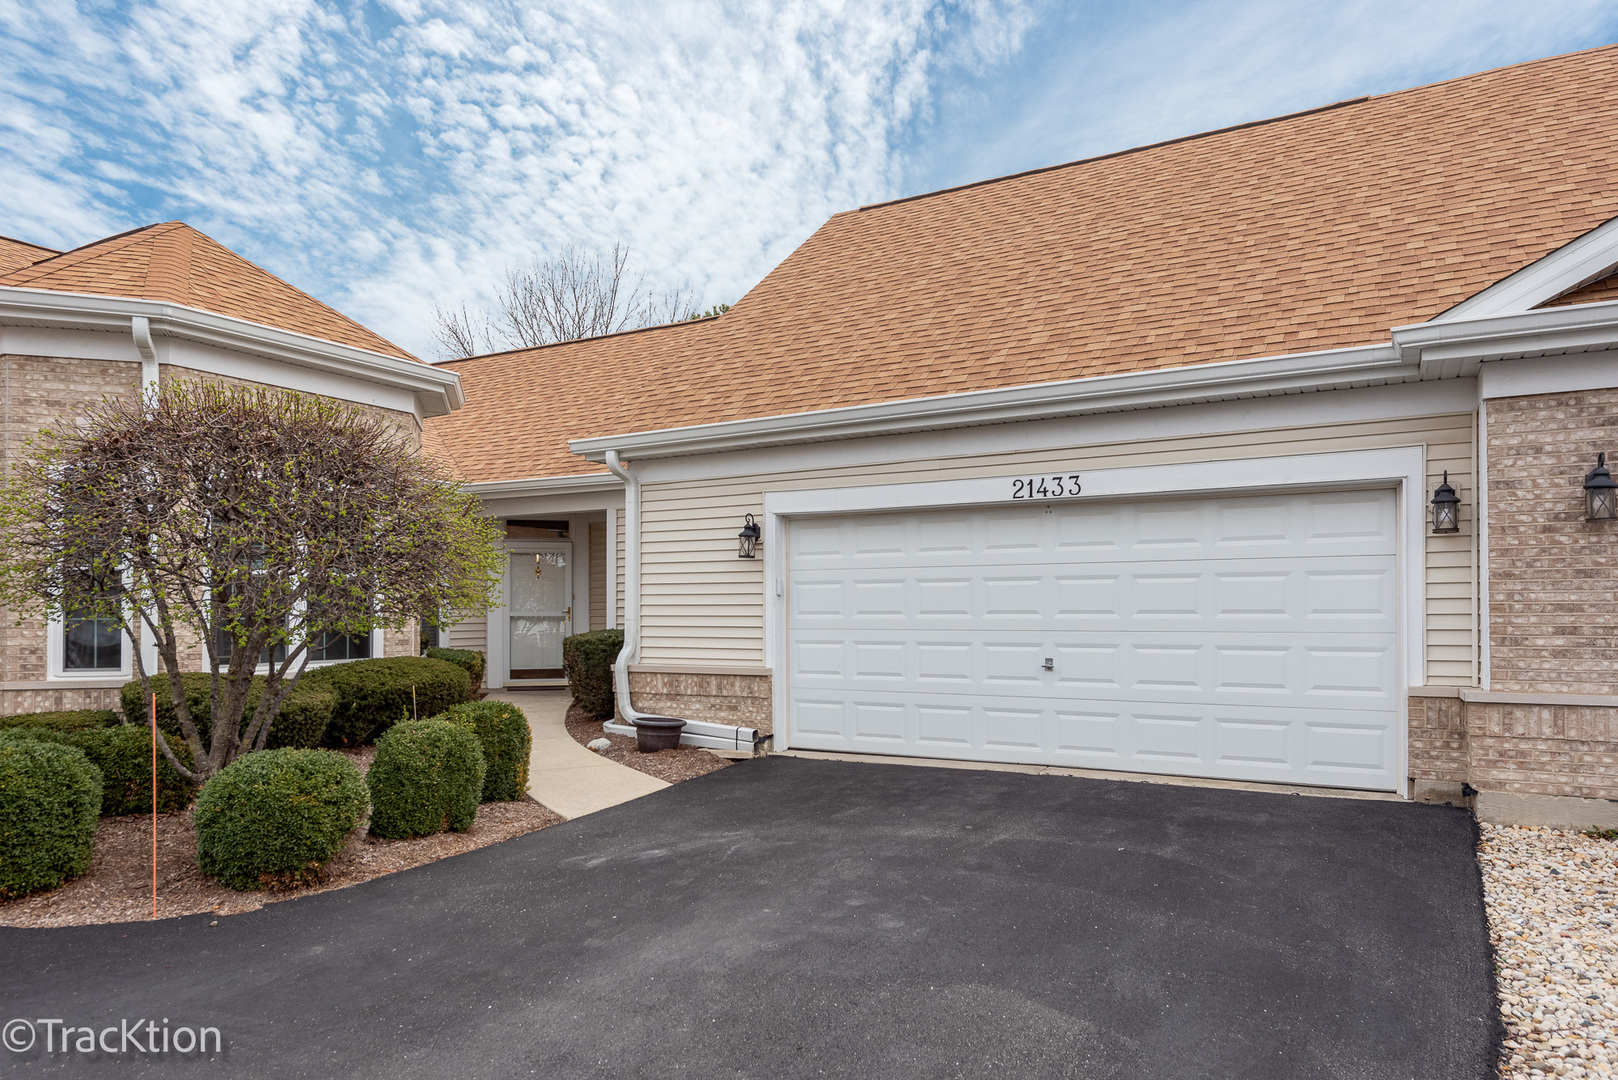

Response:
(1011, 475), (1082, 499)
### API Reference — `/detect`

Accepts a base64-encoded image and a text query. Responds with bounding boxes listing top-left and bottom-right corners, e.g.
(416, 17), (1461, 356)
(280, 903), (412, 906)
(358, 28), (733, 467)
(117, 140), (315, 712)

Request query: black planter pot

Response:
(632, 716), (686, 753)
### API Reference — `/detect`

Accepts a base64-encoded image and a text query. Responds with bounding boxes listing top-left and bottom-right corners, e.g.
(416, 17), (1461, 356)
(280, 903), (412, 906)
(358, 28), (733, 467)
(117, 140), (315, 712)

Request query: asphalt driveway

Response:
(0, 757), (1496, 1079)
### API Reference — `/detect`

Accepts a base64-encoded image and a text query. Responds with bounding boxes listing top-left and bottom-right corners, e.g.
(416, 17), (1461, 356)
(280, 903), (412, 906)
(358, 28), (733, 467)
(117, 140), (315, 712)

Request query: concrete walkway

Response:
(487, 688), (667, 819)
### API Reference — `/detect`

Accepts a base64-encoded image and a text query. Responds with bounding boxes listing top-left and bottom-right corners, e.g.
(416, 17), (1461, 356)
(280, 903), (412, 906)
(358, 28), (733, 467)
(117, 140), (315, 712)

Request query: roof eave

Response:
(568, 342), (1413, 462)
(0, 286), (463, 417)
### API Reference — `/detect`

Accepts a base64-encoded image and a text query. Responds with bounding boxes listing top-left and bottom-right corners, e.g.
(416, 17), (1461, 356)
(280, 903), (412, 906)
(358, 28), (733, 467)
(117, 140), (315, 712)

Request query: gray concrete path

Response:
(487, 688), (666, 819)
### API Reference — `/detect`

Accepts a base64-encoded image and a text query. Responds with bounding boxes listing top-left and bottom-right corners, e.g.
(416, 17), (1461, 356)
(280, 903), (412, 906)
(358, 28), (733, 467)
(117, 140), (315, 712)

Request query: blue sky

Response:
(1, 0), (1614, 358)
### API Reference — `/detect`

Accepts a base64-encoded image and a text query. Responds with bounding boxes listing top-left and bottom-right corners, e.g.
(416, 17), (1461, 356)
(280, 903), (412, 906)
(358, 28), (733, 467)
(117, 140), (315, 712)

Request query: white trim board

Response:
(762, 446), (1428, 795)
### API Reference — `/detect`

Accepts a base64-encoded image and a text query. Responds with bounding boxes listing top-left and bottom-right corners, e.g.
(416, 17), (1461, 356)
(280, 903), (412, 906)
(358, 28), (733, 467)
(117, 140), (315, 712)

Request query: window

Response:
(62, 607), (122, 670)
(419, 614), (442, 654)
(309, 631), (371, 662)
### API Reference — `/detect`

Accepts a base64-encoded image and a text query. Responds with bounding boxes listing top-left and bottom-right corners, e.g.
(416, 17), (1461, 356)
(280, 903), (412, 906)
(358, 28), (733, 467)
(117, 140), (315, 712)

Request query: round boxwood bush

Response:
(367, 719), (486, 839)
(431, 701), (531, 802)
(0, 709), (119, 734)
(562, 629), (624, 719)
(193, 749), (368, 890)
(304, 657), (472, 746)
(3, 725), (192, 815)
(119, 674), (335, 749)
(0, 737), (103, 899)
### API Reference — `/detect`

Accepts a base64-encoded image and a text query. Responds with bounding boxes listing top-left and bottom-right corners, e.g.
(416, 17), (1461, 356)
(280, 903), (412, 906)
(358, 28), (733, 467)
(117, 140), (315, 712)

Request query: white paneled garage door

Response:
(786, 489), (1401, 791)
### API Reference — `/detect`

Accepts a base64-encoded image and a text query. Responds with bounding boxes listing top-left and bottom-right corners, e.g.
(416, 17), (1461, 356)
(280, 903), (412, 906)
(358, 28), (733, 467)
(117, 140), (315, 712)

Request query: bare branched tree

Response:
(0, 382), (507, 785)
(432, 243), (715, 360)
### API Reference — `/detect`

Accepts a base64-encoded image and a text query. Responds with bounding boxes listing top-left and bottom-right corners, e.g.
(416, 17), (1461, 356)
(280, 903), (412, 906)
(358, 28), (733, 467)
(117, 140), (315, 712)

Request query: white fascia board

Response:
(570, 342), (1409, 462)
(0, 286), (464, 417)
(1433, 214), (1618, 323)
(1393, 300), (1618, 376)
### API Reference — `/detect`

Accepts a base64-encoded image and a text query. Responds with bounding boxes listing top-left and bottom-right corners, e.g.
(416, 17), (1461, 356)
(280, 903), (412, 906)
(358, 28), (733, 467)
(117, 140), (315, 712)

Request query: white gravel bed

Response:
(1479, 824), (1618, 1079)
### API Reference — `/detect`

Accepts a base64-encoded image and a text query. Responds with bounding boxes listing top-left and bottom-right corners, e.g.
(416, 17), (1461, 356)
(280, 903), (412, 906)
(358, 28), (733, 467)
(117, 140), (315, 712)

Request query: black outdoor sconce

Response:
(1585, 452), (1617, 521)
(1430, 471), (1460, 534)
(737, 513), (762, 558)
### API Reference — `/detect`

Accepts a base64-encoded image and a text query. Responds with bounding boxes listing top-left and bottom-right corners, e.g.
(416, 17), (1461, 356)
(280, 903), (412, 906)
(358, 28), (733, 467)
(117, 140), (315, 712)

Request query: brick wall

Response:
(624, 669), (773, 734)
(1487, 388), (1618, 694)
(0, 354), (143, 709)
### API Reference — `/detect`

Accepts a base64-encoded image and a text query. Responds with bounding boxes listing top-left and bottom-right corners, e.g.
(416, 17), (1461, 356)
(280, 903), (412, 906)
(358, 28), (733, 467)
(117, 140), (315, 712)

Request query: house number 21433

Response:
(1011, 475), (1081, 499)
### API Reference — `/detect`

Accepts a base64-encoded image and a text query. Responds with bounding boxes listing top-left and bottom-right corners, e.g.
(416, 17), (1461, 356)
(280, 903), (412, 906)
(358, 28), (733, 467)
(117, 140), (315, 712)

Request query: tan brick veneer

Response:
(1409, 691), (1618, 801)
(625, 669), (773, 734)
(1486, 388), (1618, 695)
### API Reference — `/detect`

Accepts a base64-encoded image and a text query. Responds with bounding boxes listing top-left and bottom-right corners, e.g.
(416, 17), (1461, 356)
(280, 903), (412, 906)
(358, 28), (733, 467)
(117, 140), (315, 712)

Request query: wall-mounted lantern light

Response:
(738, 513), (762, 559)
(1585, 452), (1617, 521)
(1430, 471), (1461, 534)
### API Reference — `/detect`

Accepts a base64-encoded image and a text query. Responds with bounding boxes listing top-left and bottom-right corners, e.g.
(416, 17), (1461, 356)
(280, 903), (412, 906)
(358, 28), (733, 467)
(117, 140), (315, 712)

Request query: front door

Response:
(508, 544), (571, 679)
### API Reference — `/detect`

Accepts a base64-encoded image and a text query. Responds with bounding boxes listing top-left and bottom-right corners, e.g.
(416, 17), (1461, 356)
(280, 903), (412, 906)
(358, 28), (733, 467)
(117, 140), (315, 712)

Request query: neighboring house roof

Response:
(0, 222), (419, 362)
(432, 44), (1618, 483)
(0, 234), (60, 274)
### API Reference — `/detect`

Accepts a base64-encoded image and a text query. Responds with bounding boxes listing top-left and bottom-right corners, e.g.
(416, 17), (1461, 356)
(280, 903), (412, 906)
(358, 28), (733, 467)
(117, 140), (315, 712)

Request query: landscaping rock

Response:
(1480, 823), (1618, 1079)
(586, 737), (612, 754)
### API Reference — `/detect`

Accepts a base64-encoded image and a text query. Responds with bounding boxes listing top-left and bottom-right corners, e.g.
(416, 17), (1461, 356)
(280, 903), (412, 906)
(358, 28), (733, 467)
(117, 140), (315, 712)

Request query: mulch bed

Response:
(564, 704), (733, 784)
(0, 747), (563, 929)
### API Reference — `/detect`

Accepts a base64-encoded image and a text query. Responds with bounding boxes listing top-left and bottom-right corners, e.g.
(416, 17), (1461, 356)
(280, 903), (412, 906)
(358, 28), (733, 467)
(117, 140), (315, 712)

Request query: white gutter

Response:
(1392, 298), (1618, 375)
(463, 472), (624, 499)
(571, 342), (1409, 461)
(0, 286), (464, 417)
(601, 449), (760, 752)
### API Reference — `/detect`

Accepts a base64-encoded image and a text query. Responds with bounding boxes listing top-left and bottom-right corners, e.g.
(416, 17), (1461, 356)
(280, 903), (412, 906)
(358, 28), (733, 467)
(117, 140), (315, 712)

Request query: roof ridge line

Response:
(438, 313), (719, 366)
(858, 97), (1369, 213)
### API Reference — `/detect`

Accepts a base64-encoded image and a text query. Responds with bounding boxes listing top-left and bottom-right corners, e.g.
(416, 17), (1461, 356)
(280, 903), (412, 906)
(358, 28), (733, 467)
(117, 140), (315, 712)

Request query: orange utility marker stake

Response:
(151, 691), (158, 920)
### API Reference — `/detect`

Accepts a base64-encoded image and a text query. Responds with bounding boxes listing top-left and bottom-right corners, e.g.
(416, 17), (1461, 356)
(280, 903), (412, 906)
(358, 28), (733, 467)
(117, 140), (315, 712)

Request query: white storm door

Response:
(786, 489), (1401, 791)
(508, 543), (572, 679)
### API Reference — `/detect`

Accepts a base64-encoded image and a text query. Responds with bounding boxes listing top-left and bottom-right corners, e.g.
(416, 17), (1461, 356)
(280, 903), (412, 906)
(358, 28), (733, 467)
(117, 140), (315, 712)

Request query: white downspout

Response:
(603, 450), (648, 723)
(131, 315), (159, 395)
(601, 450), (761, 752)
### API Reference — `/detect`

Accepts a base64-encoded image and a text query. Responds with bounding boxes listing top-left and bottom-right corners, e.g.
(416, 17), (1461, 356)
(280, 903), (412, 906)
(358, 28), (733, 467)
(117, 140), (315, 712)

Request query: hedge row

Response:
(1, 725), (192, 815)
(431, 700), (531, 802)
(119, 674), (335, 750)
(193, 749), (368, 890)
(367, 720), (484, 839)
(0, 736), (102, 899)
(303, 657), (471, 746)
(424, 647), (485, 695)
(562, 629), (623, 719)
(0, 709), (119, 734)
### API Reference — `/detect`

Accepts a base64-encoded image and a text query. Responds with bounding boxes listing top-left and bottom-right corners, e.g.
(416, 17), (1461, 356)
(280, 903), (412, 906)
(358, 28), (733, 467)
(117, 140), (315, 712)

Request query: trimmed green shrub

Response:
(0, 737), (103, 899)
(193, 749), (368, 890)
(431, 701), (531, 801)
(367, 719), (485, 839)
(304, 657), (472, 746)
(118, 674), (335, 750)
(424, 646), (486, 694)
(562, 629), (624, 718)
(2, 725), (192, 815)
(0, 709), (119, 734)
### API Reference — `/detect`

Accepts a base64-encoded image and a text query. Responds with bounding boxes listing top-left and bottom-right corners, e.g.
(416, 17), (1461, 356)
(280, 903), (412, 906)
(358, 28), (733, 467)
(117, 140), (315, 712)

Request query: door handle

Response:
(1042, 657), (1054, 671)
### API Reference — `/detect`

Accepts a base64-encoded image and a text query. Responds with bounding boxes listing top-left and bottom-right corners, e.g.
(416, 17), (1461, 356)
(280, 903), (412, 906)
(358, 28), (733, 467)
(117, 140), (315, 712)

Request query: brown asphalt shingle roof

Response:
(432, 45), (1613, 483)
(1541, 272), (1618, 308)
(0, 222), (418, 362)
(0, 234), (59, 275)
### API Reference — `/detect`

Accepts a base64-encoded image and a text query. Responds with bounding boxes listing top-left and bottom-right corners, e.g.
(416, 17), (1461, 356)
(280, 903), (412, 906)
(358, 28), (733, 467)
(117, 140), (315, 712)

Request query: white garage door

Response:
(786, 489), (1401, 791)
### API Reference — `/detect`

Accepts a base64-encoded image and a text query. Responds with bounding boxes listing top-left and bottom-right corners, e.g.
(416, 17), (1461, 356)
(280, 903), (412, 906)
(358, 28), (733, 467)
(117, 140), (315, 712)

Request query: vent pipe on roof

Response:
(130, 316), (158, 395)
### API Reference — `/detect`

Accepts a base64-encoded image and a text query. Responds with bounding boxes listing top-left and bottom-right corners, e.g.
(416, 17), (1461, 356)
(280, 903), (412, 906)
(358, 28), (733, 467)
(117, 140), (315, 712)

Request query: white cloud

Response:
(0, 0), (1033, 355)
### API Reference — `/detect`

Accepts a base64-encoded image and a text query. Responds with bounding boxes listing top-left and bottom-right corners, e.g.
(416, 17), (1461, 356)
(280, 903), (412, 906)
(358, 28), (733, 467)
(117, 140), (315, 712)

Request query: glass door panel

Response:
(509, 547), (570, 678)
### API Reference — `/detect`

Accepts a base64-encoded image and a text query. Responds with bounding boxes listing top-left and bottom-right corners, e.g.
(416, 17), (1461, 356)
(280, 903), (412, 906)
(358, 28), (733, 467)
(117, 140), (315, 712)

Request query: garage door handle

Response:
(1042, 658), (1054, 671)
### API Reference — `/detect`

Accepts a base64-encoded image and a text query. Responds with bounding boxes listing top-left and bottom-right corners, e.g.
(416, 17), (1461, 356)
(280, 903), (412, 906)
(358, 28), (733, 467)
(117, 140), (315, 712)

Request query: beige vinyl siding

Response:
(616, 513), (626, 629)
(447, 615), (487, 654)
(588, 522), (606, 630)
(637, 412), (1478, 684)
